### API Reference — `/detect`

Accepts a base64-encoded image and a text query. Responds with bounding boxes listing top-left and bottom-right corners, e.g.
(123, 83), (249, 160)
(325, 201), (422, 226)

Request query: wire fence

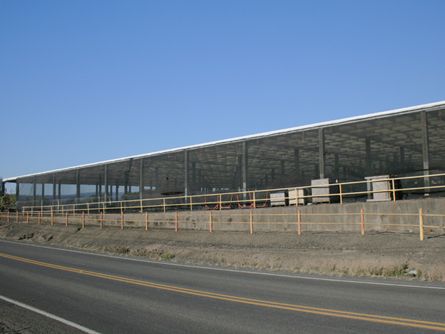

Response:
(1, 206), (444, 241)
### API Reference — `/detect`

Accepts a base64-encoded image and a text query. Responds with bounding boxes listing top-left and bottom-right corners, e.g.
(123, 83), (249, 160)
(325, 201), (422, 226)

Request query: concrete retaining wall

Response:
(26, 197), (445, 235)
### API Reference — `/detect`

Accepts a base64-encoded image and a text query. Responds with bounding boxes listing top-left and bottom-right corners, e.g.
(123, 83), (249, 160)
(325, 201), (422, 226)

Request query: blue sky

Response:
(1, 0), (444, 180)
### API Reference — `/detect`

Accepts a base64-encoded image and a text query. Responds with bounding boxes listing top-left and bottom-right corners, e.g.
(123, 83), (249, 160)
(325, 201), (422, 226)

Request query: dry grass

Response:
(0, 222), (444, 282)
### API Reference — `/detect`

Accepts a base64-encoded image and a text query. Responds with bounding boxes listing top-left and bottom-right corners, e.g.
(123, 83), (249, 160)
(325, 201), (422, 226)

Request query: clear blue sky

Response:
(1, 0), (444, 180)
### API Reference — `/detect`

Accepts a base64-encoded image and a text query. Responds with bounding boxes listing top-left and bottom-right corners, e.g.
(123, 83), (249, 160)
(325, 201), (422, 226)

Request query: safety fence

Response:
(1, 207), (444, 241)
(19, 171), (445, 216)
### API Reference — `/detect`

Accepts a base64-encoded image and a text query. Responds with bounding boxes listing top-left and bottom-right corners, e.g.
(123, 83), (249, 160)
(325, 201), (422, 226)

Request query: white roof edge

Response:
(4, 100), (445, 182)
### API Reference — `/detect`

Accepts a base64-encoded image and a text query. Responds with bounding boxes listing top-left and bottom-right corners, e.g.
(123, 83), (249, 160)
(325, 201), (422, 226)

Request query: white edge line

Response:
(0, 295), (101, 334)
(1, 239), (445, 291)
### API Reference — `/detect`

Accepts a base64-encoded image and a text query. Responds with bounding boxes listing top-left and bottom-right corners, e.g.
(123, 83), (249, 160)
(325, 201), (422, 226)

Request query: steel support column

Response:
(318, 128), (325, 179)
(32, 178), (36, 206)
(15, 181), (19, 201)
(192, 162), (196, 186)
(104, 165), (108, 202)
(41, 182), (44, 206)
(76, 169), (80, 203)
(365, 137), (372, 200)
(400, 147), (405, 167)
(420, 111), (430, 194)
(334, 153), (339, 179)
(52, 175), (56, 204)
(242, 141), (248, 193)
(365, 137), (371, 175)
(294, 148), (300, 181)
(184, 150), (188, 197)
(139, 159), (144, 200)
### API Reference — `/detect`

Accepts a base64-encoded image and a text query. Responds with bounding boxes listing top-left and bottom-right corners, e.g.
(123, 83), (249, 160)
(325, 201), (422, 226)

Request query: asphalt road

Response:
(0, 239), (444, 334)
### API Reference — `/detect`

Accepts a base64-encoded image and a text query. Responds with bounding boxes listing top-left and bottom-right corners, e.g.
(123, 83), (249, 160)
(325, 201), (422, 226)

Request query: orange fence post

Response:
(339, 184), (343, 205)
(297, 208), (301, 236)
(82, 212), (85, 229)
(209, 211), (213, 233)
(175, 212), (179, 232)
(26, 212), (29, 224)
(120, 212), (124, 230)
(360, 208), (365, 236)
(249, 210), (253, 235)
(145, 212), (149, 231)
(252, 192), (256, 209)
(419, 208), (424, 241)
(391, 179), (397, 203)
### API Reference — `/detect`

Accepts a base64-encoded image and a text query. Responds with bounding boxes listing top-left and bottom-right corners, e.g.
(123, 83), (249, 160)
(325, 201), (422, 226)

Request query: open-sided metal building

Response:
(3, 101), (445, 208)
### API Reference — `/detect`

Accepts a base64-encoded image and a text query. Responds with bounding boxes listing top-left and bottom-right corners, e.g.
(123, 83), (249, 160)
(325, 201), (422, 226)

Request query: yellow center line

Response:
(1, 252), (445, 332)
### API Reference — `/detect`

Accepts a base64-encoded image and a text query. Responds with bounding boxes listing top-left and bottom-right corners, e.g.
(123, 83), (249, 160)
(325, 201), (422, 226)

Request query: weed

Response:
(160, 252), (175, 261)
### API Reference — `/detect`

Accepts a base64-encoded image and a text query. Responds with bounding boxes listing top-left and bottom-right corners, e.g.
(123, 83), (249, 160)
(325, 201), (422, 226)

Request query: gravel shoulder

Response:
(0, 222), (444, 282)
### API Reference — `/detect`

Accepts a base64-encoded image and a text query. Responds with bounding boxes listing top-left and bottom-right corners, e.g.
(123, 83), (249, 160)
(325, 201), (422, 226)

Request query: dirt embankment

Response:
(1, 222), (444, 282)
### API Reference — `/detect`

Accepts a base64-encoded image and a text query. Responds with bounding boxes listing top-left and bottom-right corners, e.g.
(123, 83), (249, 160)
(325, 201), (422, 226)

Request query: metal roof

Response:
(4, 100), (445, 182)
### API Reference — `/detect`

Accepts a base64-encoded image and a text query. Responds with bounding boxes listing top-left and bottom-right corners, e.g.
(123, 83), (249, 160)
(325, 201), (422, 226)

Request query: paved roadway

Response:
(0, 239), (444, 334)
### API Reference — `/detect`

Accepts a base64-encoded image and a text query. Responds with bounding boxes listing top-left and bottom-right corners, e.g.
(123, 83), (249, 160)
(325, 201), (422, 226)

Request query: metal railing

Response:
(19, 172), (445, 215)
